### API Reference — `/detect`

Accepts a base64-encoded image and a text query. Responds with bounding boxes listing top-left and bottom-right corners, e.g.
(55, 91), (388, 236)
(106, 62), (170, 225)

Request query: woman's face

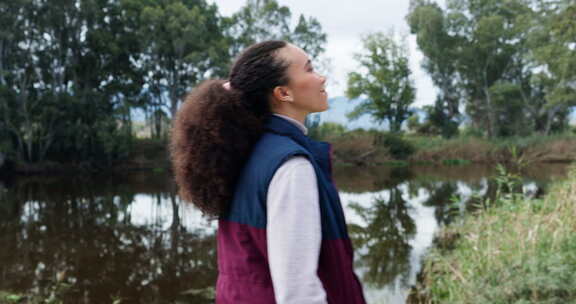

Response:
(276, 44), (328, 114)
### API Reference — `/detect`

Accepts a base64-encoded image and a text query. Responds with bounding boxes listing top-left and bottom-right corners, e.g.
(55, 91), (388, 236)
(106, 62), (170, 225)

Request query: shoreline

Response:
(2, 158), (575, 177)
(2, 134), (575, 176)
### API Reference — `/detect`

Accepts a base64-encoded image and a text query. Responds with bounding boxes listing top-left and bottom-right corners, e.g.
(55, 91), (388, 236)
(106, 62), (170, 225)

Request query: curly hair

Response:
(169, 40), (290, 220)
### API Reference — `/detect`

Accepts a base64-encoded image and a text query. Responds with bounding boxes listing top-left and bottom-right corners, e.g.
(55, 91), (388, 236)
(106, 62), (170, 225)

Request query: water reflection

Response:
(348, 188), (416, 289)
(0, 163), (570, 303)
(0, 174), (216, 304)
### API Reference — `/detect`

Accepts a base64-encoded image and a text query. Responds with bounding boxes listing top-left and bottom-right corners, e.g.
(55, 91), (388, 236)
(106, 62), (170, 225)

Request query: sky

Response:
(208, 0), (446, 107)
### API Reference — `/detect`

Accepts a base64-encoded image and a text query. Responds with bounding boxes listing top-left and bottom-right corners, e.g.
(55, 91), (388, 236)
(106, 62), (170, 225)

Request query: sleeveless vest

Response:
(215, 115), (367, 304)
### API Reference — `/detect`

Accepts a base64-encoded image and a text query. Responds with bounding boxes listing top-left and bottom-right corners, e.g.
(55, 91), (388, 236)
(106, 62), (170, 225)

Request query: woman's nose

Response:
(320, 75), (327, 84)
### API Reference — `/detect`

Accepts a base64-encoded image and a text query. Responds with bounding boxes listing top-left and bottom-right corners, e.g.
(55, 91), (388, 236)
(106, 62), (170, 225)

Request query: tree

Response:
(529, 0), (576, 134)
(407, 0), (575, 137)
(291, 14), (327, 60)
(226, 0), (291, 56)
(346, 31), (416, 133)
(406, 1), (463, 137)
(133, 0), (227, 119)
(0, 0), (156, 163)
(226, 0), (327, 59)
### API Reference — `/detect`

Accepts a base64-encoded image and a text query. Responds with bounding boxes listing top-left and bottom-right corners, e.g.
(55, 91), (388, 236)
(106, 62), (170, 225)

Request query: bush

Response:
(407, 114), (421, 133)
(374, 132), (415, 159)
(460, 125), (484, 138)
(309, 122), (347, 141)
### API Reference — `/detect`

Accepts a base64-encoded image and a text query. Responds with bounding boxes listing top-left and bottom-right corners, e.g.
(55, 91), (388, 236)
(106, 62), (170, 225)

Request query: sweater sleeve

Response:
(266, 155), (328, 304)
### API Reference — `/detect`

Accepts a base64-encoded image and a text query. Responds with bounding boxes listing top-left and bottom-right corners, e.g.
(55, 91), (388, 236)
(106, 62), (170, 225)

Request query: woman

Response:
(170, 40), (366, 304)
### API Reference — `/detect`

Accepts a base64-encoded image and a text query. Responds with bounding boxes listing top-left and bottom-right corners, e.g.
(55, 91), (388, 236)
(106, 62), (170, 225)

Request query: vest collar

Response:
(272, 113), (308, 135)
(265, 114), (308, 145)
(264, 115), (333, 177)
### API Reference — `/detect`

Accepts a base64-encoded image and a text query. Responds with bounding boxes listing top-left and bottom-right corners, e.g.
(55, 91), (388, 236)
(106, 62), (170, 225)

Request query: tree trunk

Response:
(170, 84), (179, 119)
(391, 119), (402, 133)
(543, 105), (561, 135)
(482, 86), (497, 138)
(19, 78), (34, 162)
(0, 40), (5, 86)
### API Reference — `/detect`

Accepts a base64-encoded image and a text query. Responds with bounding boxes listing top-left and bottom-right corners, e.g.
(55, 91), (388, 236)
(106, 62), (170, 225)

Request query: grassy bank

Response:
(324, 129), (576, 166)
(407, 133), (576, 164)
(412, 165), (576, 303)
(6, 138), (170, 175)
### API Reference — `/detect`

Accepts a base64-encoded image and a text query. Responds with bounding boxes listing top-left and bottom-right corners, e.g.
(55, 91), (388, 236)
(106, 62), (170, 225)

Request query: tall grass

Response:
(415, 165), (576, 303)
(491, 131), (576, 151)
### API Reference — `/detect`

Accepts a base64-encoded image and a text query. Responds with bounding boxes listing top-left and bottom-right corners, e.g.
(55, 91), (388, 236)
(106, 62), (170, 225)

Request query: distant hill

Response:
(319, 96), (386, 130)
(319, 96), (576, 130)
(318, 96), (425, 131)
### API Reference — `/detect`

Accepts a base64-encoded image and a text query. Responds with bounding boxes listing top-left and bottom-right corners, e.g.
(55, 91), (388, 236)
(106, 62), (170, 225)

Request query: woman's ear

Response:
(272, 86), (293, 103)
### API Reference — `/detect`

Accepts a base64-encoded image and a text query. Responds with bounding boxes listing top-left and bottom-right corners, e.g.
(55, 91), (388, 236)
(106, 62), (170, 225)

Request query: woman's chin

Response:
(315, 105), (329, 113)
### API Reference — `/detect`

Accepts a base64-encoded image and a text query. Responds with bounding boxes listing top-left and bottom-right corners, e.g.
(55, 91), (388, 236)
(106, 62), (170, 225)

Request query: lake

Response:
(0, 163), (571, 303)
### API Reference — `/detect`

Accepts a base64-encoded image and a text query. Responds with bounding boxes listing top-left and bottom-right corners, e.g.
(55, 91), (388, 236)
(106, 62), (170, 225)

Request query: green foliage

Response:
(0, 279), (71, 304)
(406, 114), (421, 133)
(441, 159), (470, 166)
(292, 14), (327, 60)
(530, 1), (576, 116)
(373, 132), (415, 160)
(227, 0), (327, 59)
(492, 132), (576, 152)
(346, 31), (416, 133)
(407, 0), (576, 138)
(487, 163), (525, 207)
(406, 1), (463, 133)
(133, 0), (227, 118)
(460, 125), (484, 138)
(0, 291), (24, 303)
(403, 134), (449, 151)
(490, 82), (534, 137)
(415, 105), (460, 138)
(0, 0), (149, 165)
(308, 121), (347, 141)
(226, 0), (328, 76)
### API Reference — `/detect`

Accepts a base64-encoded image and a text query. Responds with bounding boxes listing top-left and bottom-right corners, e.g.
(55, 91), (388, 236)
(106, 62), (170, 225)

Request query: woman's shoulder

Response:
(241, 134), (313, 179)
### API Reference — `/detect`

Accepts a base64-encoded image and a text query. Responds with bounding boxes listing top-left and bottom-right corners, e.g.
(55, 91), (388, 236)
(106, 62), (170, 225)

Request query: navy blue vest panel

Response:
(223, 133), (309, 229)
(222, 115), (349, 240)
